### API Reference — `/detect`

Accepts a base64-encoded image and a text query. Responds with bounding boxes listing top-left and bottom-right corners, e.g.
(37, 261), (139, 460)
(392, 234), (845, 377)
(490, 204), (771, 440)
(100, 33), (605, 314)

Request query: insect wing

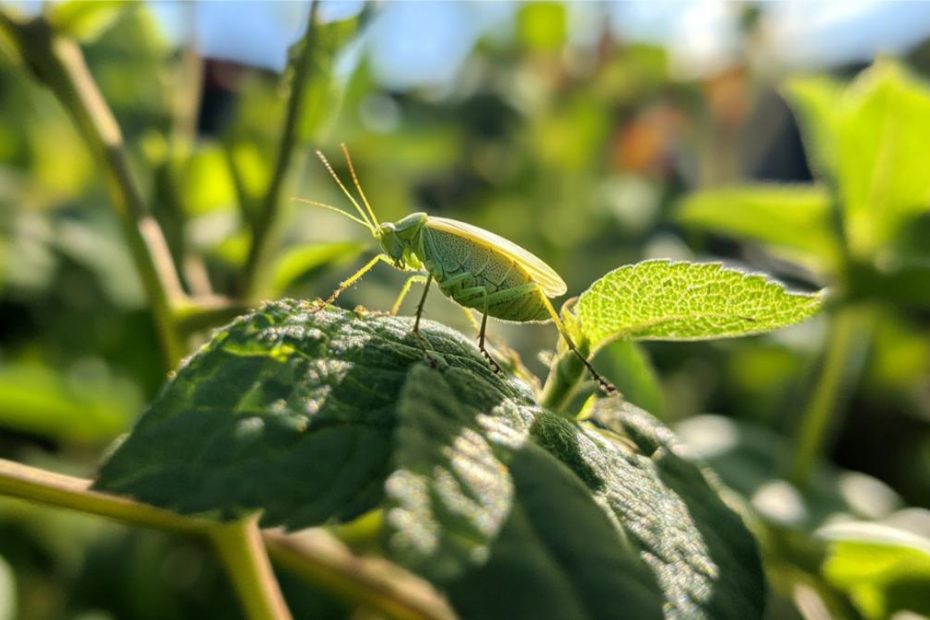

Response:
(426, 217), (567, 296)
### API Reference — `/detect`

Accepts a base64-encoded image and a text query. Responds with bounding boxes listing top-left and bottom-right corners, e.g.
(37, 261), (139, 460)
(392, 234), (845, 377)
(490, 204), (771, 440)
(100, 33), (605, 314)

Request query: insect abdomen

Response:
(418, 226), (550, 322)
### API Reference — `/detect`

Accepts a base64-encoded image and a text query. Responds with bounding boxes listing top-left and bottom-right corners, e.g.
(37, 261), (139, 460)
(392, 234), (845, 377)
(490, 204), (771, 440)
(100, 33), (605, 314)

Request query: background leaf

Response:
(781, 76), (843, 180)
(675, 184), (839, 270)
(576, 259), (824, 349)
(820, 521), (930, 619)
(834, 61), (930, 256)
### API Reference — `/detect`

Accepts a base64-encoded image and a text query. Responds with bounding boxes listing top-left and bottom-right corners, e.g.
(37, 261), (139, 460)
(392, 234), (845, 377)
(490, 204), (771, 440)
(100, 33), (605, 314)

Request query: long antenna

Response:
(291, 197), (373, 231)
(315, 150), (374, 230)
(340, 143), (379, 227)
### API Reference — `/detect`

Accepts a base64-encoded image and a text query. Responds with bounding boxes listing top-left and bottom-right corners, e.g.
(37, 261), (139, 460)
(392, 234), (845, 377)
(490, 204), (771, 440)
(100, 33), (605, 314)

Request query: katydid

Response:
(296, 145), (614, 392)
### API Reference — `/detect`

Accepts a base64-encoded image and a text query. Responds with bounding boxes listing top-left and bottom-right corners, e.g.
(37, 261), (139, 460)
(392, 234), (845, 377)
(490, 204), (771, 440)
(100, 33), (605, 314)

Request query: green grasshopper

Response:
(297, 145), (613, 392)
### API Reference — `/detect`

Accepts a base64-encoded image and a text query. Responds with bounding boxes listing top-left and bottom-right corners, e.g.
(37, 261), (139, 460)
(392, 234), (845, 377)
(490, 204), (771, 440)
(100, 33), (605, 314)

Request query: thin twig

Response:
(239, 0), (320, 300)
(0, 458), (456, 620)
(265, 529), (457, 620)
(0, 11), (186, 368)
(212, 516), (293, 620)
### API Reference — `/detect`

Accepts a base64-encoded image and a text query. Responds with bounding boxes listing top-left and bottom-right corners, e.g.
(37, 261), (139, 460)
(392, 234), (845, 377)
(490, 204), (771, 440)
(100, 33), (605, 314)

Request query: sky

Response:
(145, 1), (930, 87)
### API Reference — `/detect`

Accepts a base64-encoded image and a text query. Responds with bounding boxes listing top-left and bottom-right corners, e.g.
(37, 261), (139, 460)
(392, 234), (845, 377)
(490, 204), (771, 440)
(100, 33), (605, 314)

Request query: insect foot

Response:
(479, 348), (504, 376)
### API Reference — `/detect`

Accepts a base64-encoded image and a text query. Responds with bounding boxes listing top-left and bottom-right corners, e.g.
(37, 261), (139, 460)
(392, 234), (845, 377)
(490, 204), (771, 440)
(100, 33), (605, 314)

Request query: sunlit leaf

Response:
(676, 184), (840, 271)
(576, 259), (824, 349)
(536, 400), (767, 619)
(782, 76), (843, 180)
(48, 0), (127, 42)
(385, 364), (537, 580)
(820, 521), (930, 619)
(834, 61), (930, 256)
(94, 302), (532, 529)
(517, 2), (566, 52)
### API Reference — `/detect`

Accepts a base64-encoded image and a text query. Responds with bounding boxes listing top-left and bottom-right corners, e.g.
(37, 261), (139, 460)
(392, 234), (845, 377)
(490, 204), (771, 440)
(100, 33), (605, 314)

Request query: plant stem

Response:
(239, 1), (320, 301)
(0, 12), (186, 368)
(0, 459), (454, 620)
(539, 347), (586, 415)
(265, 529), (456, 620)
(211, 516), (293, 620)
(787, 305), (873, 489)
(0, 458), (209, 535)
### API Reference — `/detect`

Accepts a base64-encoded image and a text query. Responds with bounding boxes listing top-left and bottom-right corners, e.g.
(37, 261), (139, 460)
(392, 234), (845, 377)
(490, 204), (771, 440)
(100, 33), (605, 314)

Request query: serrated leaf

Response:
(384, 364), (538, 580)
(445, 442), (664, 620)
(576, 259), (824, 349)
(676, 184), (839, 270)
(819, 521), (930, 619)
(94, 301), (524, 529)
(534, 400), (766, 620)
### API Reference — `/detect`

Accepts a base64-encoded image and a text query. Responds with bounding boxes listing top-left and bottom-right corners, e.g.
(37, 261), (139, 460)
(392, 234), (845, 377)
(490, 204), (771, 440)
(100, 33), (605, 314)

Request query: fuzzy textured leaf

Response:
(445, 441), (664, 620)
(576, 259), (823, 348)
(537, 400), (767, 620)
(94, 301), (527, 529)
(384, 364), (538, 580)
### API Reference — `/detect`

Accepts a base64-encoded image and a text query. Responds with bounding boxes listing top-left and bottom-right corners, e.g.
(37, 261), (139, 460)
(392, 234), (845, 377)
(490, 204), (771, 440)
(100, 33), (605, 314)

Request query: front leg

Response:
(313, 253), (393, 312)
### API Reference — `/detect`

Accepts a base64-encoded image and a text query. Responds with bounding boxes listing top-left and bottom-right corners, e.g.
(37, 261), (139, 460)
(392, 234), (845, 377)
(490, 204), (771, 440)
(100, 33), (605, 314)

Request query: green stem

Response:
(265, 530), (456, 620)
(0, 459), (453, 620)
(239, 1), (320, 301)
(539, 346), (586, 415)
(0, 458), (209, 535)
(0, 12), (186, 368)
(787, 305), (873, 489)
(211, 516), (292, 620)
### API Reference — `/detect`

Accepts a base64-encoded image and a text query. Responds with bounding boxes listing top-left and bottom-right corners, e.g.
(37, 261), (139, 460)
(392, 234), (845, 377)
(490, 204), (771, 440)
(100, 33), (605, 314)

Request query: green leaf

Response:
(781, 76), (843, 180)
(270, 242), (366, 296)
(94, 301), (527, 529)
(593, 340), (665, 417)
(294, 8), (370, 143)
(820, 521), (930, 619)
(445, 442), (665, 620)
(676, 184), (839, 270)
(834, 61), (930, 256)
(0, 360), (138, 443)
(534, 400), (767, 619)
(576, 259), (824, 349)
(384, 364), (538, 580)
(48, 0), (128, 42)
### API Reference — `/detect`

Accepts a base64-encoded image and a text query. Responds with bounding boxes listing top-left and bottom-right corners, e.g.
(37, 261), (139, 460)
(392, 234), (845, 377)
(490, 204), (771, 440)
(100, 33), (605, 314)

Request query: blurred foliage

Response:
(0, 0), (928, 619)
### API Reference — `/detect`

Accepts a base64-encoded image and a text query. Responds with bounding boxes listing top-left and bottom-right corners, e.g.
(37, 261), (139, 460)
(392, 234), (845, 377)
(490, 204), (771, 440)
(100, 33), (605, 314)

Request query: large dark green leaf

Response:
(445, 442), (664, 620)
(535, 400), (767, 620)
(94, 301), (520, 528)
(96, 303), (766, 619)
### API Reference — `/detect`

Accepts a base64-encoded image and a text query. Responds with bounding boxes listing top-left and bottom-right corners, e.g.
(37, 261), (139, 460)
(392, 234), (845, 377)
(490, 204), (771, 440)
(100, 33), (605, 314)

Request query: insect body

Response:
(299, 145), (613, 392)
